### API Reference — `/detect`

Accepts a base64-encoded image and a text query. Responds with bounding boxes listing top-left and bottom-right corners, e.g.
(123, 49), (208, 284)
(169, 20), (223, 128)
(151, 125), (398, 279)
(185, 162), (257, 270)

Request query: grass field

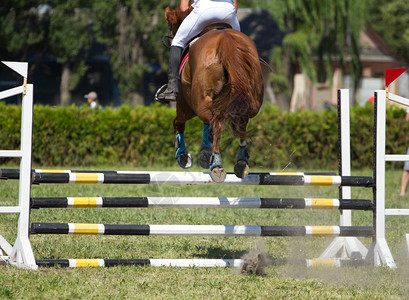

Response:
(1, 165), (409, 299)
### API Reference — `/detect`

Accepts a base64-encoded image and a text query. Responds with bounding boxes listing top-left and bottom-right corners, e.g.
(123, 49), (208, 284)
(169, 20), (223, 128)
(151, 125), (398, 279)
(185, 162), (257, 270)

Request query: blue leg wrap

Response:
(201, 124), (212, 149)
(210, 153), (223, 171)
(237, 146), (249, 163)
(175, 133), (187, 158)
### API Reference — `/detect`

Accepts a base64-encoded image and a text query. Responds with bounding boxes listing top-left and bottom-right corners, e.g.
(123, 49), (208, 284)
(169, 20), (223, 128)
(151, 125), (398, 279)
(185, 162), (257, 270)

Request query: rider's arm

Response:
(180, 0), (190, 19)
(234, 0), (238, 12)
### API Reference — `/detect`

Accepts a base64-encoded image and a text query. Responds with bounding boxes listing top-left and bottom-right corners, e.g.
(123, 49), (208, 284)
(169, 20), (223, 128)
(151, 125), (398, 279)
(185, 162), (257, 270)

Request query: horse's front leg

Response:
(174, 119), (193, 169)
(210, 120), (226, 182)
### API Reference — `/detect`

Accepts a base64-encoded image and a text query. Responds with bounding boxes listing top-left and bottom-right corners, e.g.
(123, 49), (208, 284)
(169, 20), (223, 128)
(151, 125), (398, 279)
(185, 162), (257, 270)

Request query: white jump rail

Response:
(0, 61), (37, 269)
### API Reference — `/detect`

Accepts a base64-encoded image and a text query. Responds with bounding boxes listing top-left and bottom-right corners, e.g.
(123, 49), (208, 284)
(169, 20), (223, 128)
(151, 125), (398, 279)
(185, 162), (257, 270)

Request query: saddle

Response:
(184, 23), (231, 50)
(200, 23), (233, 37)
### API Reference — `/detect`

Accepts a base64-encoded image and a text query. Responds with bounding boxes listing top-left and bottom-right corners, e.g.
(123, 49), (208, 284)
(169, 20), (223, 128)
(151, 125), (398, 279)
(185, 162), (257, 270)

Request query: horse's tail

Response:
(215, 30), (263, 137)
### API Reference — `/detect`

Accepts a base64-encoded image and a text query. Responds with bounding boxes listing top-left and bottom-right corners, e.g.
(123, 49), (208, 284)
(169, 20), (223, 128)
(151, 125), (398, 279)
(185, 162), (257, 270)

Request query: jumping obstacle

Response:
(0, 169), (374, 186)
(30, 196), (373, 210)
(1, 168), (337, 179)
(0, 84), (397, 269)
(30, 223), (375, 237)
(0, 87), (378, 269)
(35, 258), (367, 268)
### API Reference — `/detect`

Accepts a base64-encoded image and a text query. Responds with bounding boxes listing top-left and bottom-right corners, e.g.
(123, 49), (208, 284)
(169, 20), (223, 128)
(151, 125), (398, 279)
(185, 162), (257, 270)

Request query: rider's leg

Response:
(157, 46), (183, 102)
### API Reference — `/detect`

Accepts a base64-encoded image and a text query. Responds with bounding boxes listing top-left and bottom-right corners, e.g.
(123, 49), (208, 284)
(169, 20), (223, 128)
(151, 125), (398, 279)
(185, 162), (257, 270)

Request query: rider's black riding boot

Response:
(157, 46), (183, 102)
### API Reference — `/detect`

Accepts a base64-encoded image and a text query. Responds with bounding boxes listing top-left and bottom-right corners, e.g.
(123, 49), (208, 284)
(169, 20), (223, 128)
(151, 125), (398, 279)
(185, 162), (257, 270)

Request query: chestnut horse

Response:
(164, 7), (263, 182)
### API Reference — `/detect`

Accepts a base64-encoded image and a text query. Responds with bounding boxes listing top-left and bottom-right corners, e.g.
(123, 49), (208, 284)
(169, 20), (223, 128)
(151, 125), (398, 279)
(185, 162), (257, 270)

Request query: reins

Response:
(161, 24), (173, 48)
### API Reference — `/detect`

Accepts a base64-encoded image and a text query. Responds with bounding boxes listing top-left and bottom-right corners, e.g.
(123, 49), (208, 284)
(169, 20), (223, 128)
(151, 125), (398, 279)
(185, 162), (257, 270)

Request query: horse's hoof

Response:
(199, 146), (212, 169)
(234, 160), (249, 178)
(211, 167), (227, 183)
(177, 153), (193, 169)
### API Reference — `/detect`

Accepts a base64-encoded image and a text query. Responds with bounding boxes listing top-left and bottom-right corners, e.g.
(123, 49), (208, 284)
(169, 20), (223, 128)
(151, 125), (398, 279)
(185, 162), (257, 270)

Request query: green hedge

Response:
(1, 102), (408, 170)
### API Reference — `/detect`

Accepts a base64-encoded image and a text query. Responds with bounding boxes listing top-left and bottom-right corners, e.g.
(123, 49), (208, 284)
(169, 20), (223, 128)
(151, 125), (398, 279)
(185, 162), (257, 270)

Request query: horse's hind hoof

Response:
(211, 167), (227, 183)
(234, 160), (249, 178)
(177, 153), (193, 169)
(199, 146), (212, 169)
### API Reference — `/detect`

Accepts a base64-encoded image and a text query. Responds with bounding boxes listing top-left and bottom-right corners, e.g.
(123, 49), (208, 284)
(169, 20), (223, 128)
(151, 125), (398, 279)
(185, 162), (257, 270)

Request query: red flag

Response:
(385, 68), (408, 87)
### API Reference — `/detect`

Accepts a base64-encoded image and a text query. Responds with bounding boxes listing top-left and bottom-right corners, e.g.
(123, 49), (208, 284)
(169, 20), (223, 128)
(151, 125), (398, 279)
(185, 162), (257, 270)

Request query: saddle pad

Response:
(179, 53), (189, 76)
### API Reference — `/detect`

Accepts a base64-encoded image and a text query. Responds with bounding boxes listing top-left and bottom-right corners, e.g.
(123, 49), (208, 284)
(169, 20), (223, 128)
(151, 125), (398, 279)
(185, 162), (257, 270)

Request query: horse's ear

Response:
(165, 6), (179, 26)
(165, 6), (171, 19)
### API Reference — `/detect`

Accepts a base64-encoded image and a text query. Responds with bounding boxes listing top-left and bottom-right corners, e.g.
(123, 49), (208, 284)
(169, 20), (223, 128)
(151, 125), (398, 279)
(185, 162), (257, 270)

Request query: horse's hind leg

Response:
(234, 121), (250, 178)
(199, 123), (213, 169)
(210, 120), (227, 183)
(174, 119), (193, 169)
(234, 140), (250, 178)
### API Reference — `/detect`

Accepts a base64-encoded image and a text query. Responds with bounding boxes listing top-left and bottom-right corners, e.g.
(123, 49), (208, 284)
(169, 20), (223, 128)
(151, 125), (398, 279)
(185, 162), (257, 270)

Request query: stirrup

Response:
(155, 84), (177, 104)
(155, 84), (170, 104)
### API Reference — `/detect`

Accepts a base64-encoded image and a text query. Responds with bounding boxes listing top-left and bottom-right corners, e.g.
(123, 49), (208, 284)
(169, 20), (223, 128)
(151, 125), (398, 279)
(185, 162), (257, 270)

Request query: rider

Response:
(157, 0), (239, 103)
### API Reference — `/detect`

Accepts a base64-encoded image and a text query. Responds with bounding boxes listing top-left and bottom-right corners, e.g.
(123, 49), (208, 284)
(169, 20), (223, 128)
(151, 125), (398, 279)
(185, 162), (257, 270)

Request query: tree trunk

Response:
(60, 63), (71, 106)
(129, 91), (145, 106)
(278, 50), (294, 111)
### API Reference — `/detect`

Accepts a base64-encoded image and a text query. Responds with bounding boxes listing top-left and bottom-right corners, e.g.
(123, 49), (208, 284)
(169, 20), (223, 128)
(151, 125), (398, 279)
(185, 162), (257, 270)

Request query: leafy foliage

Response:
(279, 1), (364, 80)
(47, 1), (93, 105)
(243, 0), (366, 105)
(367, 0), (409, 64)
(92, 0), (169, 105)
(1, 102), (407, 170)
(0, 1), (47, 60)
(0, 0), (405, 108)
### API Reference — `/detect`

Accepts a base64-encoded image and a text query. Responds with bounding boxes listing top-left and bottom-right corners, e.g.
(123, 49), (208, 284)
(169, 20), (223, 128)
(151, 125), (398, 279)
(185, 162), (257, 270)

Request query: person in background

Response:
(399, 108), (409, 197)
(84, 91), (98, 109)
(156, 0), (239, 103)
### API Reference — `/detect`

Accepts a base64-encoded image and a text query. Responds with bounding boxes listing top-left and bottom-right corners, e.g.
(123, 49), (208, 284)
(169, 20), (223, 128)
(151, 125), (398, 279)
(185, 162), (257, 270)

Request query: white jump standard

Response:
(0, 61), (36, 269)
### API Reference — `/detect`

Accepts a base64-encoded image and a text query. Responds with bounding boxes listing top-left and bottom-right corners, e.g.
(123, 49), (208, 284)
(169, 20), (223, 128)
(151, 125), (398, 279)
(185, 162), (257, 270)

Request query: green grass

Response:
(1, 165), (409, 299)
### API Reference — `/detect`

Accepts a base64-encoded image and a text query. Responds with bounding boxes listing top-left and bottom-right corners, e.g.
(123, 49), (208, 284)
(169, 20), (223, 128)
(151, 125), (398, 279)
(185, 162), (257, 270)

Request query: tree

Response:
(48, 1), (93, 106)
(0, 2), (47, 66)
(367, 0), (409, 65)
(241, 0), (366, 108)
(92, 0), (169, 105)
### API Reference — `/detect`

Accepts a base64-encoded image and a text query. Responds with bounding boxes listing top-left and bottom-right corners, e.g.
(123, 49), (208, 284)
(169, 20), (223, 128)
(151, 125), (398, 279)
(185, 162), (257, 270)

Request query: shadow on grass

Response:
(193, 245), (248, 259)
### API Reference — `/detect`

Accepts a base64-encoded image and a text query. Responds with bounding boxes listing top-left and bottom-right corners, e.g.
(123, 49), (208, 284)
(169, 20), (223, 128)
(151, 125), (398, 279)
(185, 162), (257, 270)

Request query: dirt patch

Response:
(240, 239), (272, 275)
